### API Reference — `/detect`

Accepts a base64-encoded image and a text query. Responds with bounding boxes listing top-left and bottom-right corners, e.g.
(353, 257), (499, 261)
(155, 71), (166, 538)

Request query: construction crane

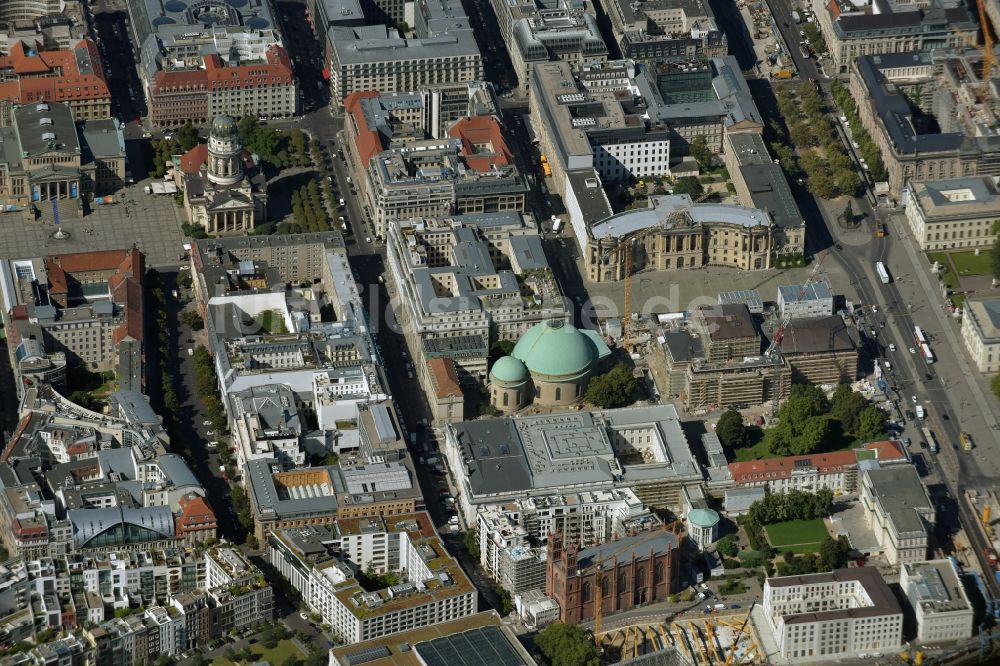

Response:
(602, 191), (712, 351)
(723, 598), (758, 666)
(765, 254), (827, 416)
(978, 0), (996, 81)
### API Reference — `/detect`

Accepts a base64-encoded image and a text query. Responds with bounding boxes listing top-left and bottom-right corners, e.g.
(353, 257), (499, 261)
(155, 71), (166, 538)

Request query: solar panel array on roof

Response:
(794, 458), (812, 467)
(415, 626), (527, 666)
(343, 645), (391, 665)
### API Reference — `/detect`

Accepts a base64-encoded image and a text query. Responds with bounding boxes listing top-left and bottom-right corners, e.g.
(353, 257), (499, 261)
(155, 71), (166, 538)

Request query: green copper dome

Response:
(512, 319), (598, 379)
(688, 508), (720, 528)
(211, 114), (237, 138)
(490, 355), (528, 384)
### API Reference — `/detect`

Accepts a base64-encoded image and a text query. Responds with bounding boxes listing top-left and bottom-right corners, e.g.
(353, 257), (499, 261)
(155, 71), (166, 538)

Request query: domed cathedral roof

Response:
(489, 355), (529, 385)
(512, 319), (610, 379)
(210, 114), (238, 139)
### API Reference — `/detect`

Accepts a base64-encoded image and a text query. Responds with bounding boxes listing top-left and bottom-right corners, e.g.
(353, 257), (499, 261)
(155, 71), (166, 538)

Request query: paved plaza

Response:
(0, 183), (186, 268)
(579, 255), (854, 321)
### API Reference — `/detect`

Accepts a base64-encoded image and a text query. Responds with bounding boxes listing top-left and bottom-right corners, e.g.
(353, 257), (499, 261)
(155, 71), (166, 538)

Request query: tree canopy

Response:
(764, 384), (833, 456)
(585, 363), (636, 408)
(818, 535), (852, 571)
(672, 176), (704, 198)
(715, 410), (748, 449)
(535, 623), (601, 666)
(689, 135), (712, 169)
(747, 489), (833, 525)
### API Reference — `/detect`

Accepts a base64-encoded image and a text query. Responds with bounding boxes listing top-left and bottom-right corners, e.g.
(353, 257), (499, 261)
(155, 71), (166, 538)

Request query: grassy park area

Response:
(765, 518), (829, 554)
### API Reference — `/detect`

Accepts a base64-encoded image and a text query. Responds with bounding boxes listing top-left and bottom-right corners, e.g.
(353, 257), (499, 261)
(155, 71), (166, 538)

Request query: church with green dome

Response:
(489, 319), (611, 413)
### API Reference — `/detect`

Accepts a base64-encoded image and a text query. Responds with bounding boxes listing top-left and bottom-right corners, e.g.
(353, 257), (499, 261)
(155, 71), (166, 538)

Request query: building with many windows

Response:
(900, 559), (974, 644)
(904, 177), (1000, 251)
(0, 249), (145, 388)
(326, 0), (482, 107)
(350, 116), (529, 239)
(813, 0), (976, 74)
(860, 465), (935, 565)
(961, 297), (1000, 373)
(0, 39), (111, 125)
(126, 0), (297, 126)
(490, 0), (608, 95)
(386, 212), (567, 382)
(476, 488), (658, 593)
(850, 52), (1000, 196)
(605, 0), (726, 66)
(762, 567), (904, 660)
(728, 440), (909, 494)
(267, 513), (476, 644)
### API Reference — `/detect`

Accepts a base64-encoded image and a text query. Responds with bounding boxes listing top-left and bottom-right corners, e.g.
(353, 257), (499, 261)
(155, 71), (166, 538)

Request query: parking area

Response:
(0, 181), (186, 267)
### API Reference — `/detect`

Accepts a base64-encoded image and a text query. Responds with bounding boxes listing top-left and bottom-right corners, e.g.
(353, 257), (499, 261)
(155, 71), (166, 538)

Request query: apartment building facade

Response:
(763, 568), (904, 660)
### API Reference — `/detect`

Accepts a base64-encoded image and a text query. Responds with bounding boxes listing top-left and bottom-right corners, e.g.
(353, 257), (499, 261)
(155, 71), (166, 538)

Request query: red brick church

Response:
(546, 529), (680, 624)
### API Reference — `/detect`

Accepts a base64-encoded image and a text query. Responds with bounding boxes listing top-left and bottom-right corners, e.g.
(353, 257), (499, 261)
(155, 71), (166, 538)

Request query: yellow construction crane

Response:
(603, 191), (712, 351)
(979, 0), (996, 81)
(723, 598), (758, 666)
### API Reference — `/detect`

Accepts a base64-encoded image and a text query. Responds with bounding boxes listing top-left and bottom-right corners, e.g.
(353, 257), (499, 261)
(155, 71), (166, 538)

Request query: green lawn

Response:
(213, 639), (307, 666)
(256, 310), (288, 335)
(765, 519), (829, 554)
(950, 249), (994, 276)
(734, 439), (771, 462)
(927, 252), (960, 289)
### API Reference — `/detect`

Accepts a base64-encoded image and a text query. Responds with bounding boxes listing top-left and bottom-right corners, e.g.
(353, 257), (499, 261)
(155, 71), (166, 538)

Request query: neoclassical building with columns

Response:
(179, 114), (267, 235)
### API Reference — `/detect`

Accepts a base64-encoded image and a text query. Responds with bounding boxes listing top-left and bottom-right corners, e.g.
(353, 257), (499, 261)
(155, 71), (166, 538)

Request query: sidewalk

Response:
(889, 214), (1000, 454)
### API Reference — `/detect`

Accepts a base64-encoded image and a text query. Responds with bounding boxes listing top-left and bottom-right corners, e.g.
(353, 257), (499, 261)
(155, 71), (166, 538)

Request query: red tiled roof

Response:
(51, 249), (133, 274)
(448, 116), (513, 172)
(860, 439), (907, 461)
(729, 450), (856, 484)
(176, 495), (218, 534)
(42, 249), (145, 346)
(0, 39), (110, 105)
(111, 248), (144, 345)
(429, 357), (463, 399)
(345, 91), (384, 167)
(10, 305), (28, 320)
(180, 144), (208, 175)
(1, 413), (34, 462)
(152, 45), (293, 95)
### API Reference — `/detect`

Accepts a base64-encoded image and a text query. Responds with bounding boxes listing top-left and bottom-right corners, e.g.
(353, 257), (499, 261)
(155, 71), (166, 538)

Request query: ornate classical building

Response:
(489, 319), (611, 413)
(180, 115), (267, 235)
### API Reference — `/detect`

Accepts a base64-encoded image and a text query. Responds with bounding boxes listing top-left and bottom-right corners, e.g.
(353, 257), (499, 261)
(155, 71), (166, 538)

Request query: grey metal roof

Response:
(110, 391), (159, 426)
(738, 163), (802, 230)
(155, 454), (200, 489)
(328, 25), (480, 65)
(576, 530), (679, 569)
(863, 465), (933, 536)
(245, 459), (340, 519)
(453, 418), (533, 496)
(68, 506), (175, 548)
(778, 281), (832, 304)
(97, 449), (137, 479)
(13, 102), (80, 158)
(590, 195), (771, 240)
(78, 119), (125, 161)
(566, 170), (614, 224)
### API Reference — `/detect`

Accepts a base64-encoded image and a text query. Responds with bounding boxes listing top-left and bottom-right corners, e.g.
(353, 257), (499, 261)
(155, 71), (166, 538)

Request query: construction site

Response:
(596, 610), (762, 664)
